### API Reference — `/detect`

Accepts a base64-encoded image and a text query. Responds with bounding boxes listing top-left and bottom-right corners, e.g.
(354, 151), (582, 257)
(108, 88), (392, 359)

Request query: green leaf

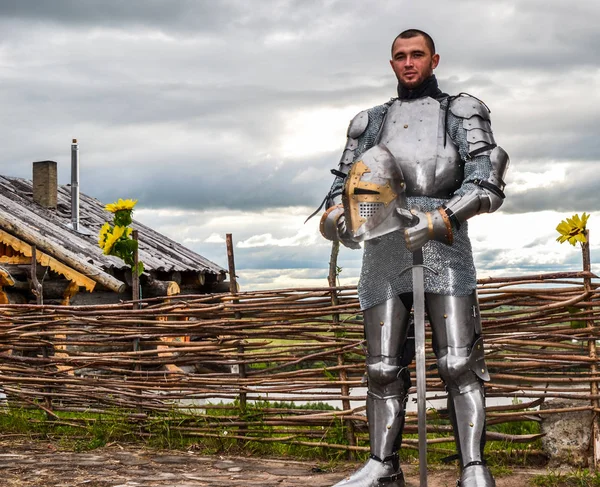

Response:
(114, 210), (133, 227)
(322, 367), (336, 381)
(568, 306), (586, 329)
(121, 238), (138, 253)
(136, 261), (144, 277)
(112, 240), (129, 255)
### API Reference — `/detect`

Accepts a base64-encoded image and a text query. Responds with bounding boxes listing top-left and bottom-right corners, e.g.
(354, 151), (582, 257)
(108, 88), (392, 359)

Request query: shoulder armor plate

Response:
(347, 110), (369, 138)
(463, 117), (492, 133)
(449, 95), (490, 121)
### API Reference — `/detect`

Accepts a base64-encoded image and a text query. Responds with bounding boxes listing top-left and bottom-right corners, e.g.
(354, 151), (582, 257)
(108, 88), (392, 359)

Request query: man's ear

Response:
(431, 53), (440, 70)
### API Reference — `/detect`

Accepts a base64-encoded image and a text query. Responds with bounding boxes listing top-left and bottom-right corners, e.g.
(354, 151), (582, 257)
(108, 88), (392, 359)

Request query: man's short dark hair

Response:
(391, 29), (436, 56)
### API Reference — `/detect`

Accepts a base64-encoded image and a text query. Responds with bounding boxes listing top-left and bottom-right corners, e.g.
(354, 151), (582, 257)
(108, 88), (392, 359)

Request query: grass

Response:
(7, 405), (600, 487)
(0, 400), (350, 460)
(531, 470), (600, 486)
(0, 399), (545, 469)
(0, 407), (154, 452)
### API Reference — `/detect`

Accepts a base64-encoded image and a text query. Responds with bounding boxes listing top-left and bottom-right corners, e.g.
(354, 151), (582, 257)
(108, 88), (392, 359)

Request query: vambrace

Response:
(319, 204), (344, 242)
(442, 146), (510, 227)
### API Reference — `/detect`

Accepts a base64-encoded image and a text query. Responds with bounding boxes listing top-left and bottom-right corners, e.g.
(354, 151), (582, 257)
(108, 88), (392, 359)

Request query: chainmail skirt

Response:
(358, 196), (477, 310)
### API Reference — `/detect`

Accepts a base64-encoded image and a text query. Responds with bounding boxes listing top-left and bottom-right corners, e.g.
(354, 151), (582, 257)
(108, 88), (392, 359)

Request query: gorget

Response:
(357, 97), (477, 310)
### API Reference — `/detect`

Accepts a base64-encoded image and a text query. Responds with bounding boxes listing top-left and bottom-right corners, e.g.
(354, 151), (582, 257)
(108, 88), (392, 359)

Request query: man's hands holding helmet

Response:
(320, 205), (361, 250)
(399, 208), (453, 252)
(320, 205), (453, 252)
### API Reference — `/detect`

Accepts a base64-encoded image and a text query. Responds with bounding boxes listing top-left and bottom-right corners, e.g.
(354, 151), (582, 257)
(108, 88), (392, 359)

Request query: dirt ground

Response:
(0, 438), (549, 486)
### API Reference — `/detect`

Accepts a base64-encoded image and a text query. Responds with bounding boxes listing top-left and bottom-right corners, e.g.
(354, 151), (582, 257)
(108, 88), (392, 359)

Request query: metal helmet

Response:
(343, 144), (408, 241)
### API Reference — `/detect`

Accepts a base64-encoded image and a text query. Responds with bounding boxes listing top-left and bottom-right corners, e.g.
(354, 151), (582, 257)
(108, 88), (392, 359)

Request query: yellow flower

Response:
(103, 225), (127, 255)
(98, 222), (111, 250)
(105, 198), (138, 213)
(556, 212), (590, 246)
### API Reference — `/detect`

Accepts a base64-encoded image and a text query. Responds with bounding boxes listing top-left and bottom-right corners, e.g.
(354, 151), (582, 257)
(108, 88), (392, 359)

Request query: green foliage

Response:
(196, 399), (348, 460)
(531, 469), (600, 486)
(568, 306), (587, 329)
(113, 209), (133, 227)
(322, 367), (337, 381)
(0, 401), (547, 468)
(0, 407), (142, 450)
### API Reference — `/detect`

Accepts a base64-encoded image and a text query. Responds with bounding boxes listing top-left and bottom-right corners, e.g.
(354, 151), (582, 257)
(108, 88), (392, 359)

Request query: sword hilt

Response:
(413, 248), (424, 266)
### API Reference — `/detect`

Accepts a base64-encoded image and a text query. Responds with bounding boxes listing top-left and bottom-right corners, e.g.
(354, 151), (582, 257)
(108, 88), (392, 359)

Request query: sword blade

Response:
(412, 249), (428, 486)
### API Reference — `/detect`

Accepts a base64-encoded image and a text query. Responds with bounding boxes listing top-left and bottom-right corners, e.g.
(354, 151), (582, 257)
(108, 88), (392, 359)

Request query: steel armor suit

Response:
(320, 82), (509, 487)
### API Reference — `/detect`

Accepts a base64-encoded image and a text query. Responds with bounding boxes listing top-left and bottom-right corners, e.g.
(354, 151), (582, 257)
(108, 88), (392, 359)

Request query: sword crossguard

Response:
(398, 263), (439, 277)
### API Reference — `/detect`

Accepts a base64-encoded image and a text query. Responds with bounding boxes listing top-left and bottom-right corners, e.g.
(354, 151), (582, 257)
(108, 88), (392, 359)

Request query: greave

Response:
(331, 392), (406, 487)
(367, 394), (406, 461)
(448, 384), (486, 466)
(448, 383), (495, 487)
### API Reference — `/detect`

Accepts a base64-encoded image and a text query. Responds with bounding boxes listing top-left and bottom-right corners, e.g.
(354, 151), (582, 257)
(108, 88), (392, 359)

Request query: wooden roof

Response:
(0, 176), (226, 286)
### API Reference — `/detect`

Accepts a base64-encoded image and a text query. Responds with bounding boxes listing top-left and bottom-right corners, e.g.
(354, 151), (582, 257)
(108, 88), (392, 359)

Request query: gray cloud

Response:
(0, 0), (235, 31)
(503, 162), (600, 213)
(1, 0), (599, 289)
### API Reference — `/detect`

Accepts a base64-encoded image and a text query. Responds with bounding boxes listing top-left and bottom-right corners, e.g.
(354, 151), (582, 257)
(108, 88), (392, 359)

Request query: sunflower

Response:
(102, 225), (127, 255)
(105, 198), (138, 213)
(556, 213), (589, 246)
(98, 222), (111, 250)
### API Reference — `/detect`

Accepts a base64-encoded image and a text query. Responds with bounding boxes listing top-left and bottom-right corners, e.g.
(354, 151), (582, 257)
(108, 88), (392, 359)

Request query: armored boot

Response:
(332, 394), (406, 487)
(459, 463), (495, 486)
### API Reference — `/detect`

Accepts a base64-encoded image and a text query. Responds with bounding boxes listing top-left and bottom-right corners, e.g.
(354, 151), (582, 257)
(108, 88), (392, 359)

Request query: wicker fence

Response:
(0, 269), (599, 457)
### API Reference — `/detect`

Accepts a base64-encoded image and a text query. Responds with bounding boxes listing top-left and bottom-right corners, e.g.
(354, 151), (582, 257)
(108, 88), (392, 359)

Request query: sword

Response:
(412, 247), (428, 487)
(399, 207), (434, 486)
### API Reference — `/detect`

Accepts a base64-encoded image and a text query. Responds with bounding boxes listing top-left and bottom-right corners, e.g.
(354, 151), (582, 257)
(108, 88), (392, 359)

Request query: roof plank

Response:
(0, 176), (226, 281)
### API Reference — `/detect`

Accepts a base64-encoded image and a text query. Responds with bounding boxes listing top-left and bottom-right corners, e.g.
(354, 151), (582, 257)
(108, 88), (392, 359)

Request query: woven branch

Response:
(0, 272), (598, 453)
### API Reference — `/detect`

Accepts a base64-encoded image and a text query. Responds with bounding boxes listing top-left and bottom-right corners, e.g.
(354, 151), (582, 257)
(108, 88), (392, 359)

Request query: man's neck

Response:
(397, 75), (447, 100)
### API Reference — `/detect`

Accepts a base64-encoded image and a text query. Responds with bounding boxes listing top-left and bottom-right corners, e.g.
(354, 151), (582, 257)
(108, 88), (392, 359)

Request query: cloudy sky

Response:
(1, 0), (598, 290)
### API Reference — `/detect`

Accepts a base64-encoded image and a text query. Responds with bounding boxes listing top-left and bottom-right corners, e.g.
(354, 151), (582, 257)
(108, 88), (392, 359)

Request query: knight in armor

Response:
(319, 29), (509, 487)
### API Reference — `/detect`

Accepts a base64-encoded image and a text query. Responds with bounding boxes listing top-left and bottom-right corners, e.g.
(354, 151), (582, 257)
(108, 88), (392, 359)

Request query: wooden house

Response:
(0, 160), (227, 306)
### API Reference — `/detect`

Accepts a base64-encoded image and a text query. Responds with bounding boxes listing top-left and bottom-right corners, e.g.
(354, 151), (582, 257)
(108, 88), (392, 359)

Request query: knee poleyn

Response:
(367, 362), (403, 386)
(437, 352), (479, 393)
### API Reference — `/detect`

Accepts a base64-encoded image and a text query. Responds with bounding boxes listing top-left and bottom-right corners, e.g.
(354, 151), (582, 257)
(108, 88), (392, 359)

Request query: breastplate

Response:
(377, 97), (462, 198)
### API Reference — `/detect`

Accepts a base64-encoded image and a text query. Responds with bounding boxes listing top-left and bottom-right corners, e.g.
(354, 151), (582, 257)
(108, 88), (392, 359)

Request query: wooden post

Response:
(31, 245), (53, 415)
(132, 230), (140, 304)
(132, 230), (141, 357)
(582, 229), (600, 469)
(328, 240), (356, 458)
(226, 234), (247, 436)
(30, 245), (43, 305)
(226, 233), (237, 296)
(131, 230), (142, 413)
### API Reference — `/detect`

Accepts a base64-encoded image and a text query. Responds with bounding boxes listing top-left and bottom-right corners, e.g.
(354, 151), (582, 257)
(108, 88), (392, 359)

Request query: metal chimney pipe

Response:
(71, 138), (80, 231)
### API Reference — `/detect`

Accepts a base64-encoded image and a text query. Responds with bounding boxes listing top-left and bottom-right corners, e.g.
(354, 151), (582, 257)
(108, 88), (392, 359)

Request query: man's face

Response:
(389, 35), (440, 89)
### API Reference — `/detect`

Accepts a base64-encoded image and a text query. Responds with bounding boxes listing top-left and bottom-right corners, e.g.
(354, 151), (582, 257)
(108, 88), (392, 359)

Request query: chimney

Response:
(32, 160), (58, 209)
(71, 139), (80, 231)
